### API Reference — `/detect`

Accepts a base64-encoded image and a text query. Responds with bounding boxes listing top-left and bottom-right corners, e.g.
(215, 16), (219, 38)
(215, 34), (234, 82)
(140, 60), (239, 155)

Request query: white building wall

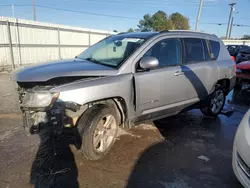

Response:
(222, 40), (250, 46)
(0, 16), (112, 68)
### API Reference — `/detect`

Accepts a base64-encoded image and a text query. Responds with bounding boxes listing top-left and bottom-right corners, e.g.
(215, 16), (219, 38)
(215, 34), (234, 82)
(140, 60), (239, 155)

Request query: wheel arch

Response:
(83, 97), (128, 127)
(216, 78), (230, 94)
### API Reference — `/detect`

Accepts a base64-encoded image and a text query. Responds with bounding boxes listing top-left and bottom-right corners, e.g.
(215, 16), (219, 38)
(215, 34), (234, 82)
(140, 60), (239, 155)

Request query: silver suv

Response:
(13, 31), (236, 160)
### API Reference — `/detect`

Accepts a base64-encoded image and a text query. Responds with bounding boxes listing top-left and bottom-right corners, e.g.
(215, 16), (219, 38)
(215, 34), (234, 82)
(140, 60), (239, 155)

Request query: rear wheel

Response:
(200, 86), (226, 117)
(77, 104), (119, 160)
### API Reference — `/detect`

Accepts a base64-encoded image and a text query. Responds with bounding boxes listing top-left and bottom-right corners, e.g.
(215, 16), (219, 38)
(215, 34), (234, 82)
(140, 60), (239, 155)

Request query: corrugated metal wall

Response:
(0, 16), (111, 69)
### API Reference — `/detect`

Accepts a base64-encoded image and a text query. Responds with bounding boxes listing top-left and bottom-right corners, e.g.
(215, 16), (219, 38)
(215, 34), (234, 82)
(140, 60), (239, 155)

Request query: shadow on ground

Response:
(27, 89), (249, 188)
(126, 89), (249, 188)
(30, 126), (81, 188)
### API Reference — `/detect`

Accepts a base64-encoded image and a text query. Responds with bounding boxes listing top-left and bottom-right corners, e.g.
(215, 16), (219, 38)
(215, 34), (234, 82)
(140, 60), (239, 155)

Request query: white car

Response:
(233, 109), (250, 187)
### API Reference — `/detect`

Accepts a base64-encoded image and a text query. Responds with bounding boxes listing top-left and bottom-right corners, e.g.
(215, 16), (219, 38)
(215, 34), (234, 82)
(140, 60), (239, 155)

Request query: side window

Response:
(183, 38), (204, 63)
(202, 39), (211, 61)
(209, 40), (220, 60)
(143, 38), (181, 67)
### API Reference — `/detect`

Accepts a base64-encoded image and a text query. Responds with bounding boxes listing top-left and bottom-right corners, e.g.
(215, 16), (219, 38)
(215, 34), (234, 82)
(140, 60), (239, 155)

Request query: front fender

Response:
(50, 74), (135, 119)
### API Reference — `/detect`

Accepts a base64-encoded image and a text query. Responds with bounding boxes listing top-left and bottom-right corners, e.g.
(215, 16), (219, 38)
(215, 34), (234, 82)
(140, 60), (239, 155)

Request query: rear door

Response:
(181, 38), (219, 102)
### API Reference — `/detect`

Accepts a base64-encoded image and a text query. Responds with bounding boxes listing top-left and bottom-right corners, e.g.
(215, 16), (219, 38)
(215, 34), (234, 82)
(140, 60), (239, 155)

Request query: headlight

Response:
(236, 68), (242, 73)
(22, 91), (59, 108)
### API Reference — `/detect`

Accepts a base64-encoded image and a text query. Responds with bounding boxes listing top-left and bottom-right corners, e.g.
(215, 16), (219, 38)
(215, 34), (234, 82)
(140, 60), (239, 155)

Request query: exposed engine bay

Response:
(17, 77), (91, 134)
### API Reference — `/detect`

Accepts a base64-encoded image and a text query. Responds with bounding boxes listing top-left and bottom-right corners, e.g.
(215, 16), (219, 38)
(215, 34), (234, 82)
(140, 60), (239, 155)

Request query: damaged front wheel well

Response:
(86, 97), (127, 127)
(65, 98), (127, 129)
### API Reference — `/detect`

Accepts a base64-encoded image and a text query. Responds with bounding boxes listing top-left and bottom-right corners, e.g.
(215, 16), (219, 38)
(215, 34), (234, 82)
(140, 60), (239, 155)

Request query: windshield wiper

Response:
(84, 57), (102, 64)
(81, 57), (116, 68)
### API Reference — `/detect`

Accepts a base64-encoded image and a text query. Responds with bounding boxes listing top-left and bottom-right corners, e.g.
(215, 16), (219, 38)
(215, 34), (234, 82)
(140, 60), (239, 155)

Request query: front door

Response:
(134, 38), (189, 117)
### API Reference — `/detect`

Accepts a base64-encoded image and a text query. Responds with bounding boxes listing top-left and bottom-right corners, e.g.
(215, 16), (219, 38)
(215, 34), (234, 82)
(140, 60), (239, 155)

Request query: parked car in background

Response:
(13, 31), (236, 160)
(236, 48), (250, 64)
(233, 109), (250, 188)
(235, 60), (250, 89)
(226, 45), (250, 59)
(226, 45), (240, 56)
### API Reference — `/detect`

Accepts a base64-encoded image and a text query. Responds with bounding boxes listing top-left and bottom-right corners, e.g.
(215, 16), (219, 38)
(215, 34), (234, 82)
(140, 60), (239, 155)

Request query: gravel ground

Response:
(0, 72), (248, 188)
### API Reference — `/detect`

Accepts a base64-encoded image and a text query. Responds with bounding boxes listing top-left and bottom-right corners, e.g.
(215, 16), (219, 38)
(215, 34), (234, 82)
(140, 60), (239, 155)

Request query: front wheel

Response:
(200, 86), (226, 117)
(77, 104), (119, 160)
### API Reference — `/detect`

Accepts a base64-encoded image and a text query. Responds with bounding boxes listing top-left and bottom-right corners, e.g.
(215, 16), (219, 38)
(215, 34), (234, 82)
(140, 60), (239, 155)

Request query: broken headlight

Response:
(21, 91), (59, 108)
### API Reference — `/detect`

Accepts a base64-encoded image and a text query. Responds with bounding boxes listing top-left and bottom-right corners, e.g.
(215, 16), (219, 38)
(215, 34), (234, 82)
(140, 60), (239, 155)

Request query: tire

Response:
(200, 86), (226, 117)
(77, 104), (119, 160)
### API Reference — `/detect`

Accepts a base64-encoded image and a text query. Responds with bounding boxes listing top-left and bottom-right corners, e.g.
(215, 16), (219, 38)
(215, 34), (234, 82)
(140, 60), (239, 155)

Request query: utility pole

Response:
(195, 0), (204, 31)
(226, 2), (236, 39)
(32, 0), (36, 21)
(228, 16), (234, 39)
(12, 4), (15, 18)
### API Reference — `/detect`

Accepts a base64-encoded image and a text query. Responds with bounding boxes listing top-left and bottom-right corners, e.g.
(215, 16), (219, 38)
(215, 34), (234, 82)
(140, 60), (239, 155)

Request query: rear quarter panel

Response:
(217, 40), (236, 80)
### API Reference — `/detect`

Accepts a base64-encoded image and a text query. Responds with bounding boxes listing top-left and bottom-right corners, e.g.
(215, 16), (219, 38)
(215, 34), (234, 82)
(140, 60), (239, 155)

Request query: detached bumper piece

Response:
(23, 104), (65, 135)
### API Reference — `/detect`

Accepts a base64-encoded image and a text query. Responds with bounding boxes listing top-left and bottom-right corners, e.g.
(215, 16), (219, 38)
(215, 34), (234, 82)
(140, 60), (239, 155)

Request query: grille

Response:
(237, 152), (250, 179)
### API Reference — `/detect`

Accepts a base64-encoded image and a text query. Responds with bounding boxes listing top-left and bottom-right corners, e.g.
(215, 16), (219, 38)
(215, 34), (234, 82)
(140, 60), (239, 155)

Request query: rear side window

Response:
(183, 38), (204, 63)
(209, 40), (220, 60)
(202, 39), (211, 61)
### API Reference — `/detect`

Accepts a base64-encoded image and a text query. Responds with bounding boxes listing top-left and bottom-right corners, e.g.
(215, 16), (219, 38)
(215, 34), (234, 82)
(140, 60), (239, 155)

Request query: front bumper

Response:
(233, 110), (250, 188)
(22, 104), (65, 134)
(21, 100), (83, 134)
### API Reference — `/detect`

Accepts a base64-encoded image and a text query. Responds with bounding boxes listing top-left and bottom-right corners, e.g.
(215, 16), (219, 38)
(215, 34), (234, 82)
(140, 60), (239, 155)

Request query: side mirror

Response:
(139, 56), (159, 69)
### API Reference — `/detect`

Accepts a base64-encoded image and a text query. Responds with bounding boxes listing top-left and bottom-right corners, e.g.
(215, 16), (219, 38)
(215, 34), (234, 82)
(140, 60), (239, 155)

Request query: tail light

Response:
(231, 56), (236, 61)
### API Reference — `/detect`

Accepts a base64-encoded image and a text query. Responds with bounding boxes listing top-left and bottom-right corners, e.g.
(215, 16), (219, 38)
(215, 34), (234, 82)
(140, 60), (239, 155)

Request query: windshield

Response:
(77, 35), (145, 67)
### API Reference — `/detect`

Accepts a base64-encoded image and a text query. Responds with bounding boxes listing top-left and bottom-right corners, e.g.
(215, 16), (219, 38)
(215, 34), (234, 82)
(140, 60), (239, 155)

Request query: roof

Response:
(117, 32), (158, 39)
(118, 30), (218, 39)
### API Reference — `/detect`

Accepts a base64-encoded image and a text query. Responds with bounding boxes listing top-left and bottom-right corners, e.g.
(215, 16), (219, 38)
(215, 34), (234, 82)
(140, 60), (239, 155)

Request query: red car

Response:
(235, 60), (250, 89)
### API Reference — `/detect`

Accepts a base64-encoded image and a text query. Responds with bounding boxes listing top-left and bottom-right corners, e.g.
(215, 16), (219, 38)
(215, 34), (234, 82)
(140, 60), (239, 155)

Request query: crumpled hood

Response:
(236, 61), (250, 70)
(12, 59), (118, 82)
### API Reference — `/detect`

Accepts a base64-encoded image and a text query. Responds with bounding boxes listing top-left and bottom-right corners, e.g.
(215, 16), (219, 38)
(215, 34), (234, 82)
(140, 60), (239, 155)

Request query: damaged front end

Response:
(18, 83), (86, 135)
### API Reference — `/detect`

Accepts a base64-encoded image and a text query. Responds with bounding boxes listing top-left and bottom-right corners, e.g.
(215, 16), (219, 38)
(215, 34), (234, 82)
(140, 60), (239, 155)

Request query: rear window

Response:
(209, 40), (220, 60)
(183, 38), (204, 63)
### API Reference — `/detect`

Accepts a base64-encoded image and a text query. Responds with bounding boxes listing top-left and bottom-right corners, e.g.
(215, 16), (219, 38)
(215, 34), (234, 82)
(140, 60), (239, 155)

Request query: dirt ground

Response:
(0, 72), (249, 188)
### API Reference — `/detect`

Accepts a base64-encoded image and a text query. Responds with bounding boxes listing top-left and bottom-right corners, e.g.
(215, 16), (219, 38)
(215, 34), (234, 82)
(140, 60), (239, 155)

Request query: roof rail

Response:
(168, 30), (203, 33)
(117, 32), (128, 35)
(159, 30), (169, 33)
(163, 30), (218, 37)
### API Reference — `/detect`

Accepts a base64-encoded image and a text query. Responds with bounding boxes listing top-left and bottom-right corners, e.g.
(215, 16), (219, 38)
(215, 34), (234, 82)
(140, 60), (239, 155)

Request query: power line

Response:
(0, 4), (31, 7)
(0, 4), (141, 19)
(233, 24), (250, 27)
(36, 5), (141, 19)
(1, 3), (247, 28)
(64, 0), (216, 4)
(62, 0), (217, 9)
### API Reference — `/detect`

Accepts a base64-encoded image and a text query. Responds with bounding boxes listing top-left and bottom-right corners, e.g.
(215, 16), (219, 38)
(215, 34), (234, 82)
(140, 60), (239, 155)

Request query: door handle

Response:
(174, 71), (184, 76)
